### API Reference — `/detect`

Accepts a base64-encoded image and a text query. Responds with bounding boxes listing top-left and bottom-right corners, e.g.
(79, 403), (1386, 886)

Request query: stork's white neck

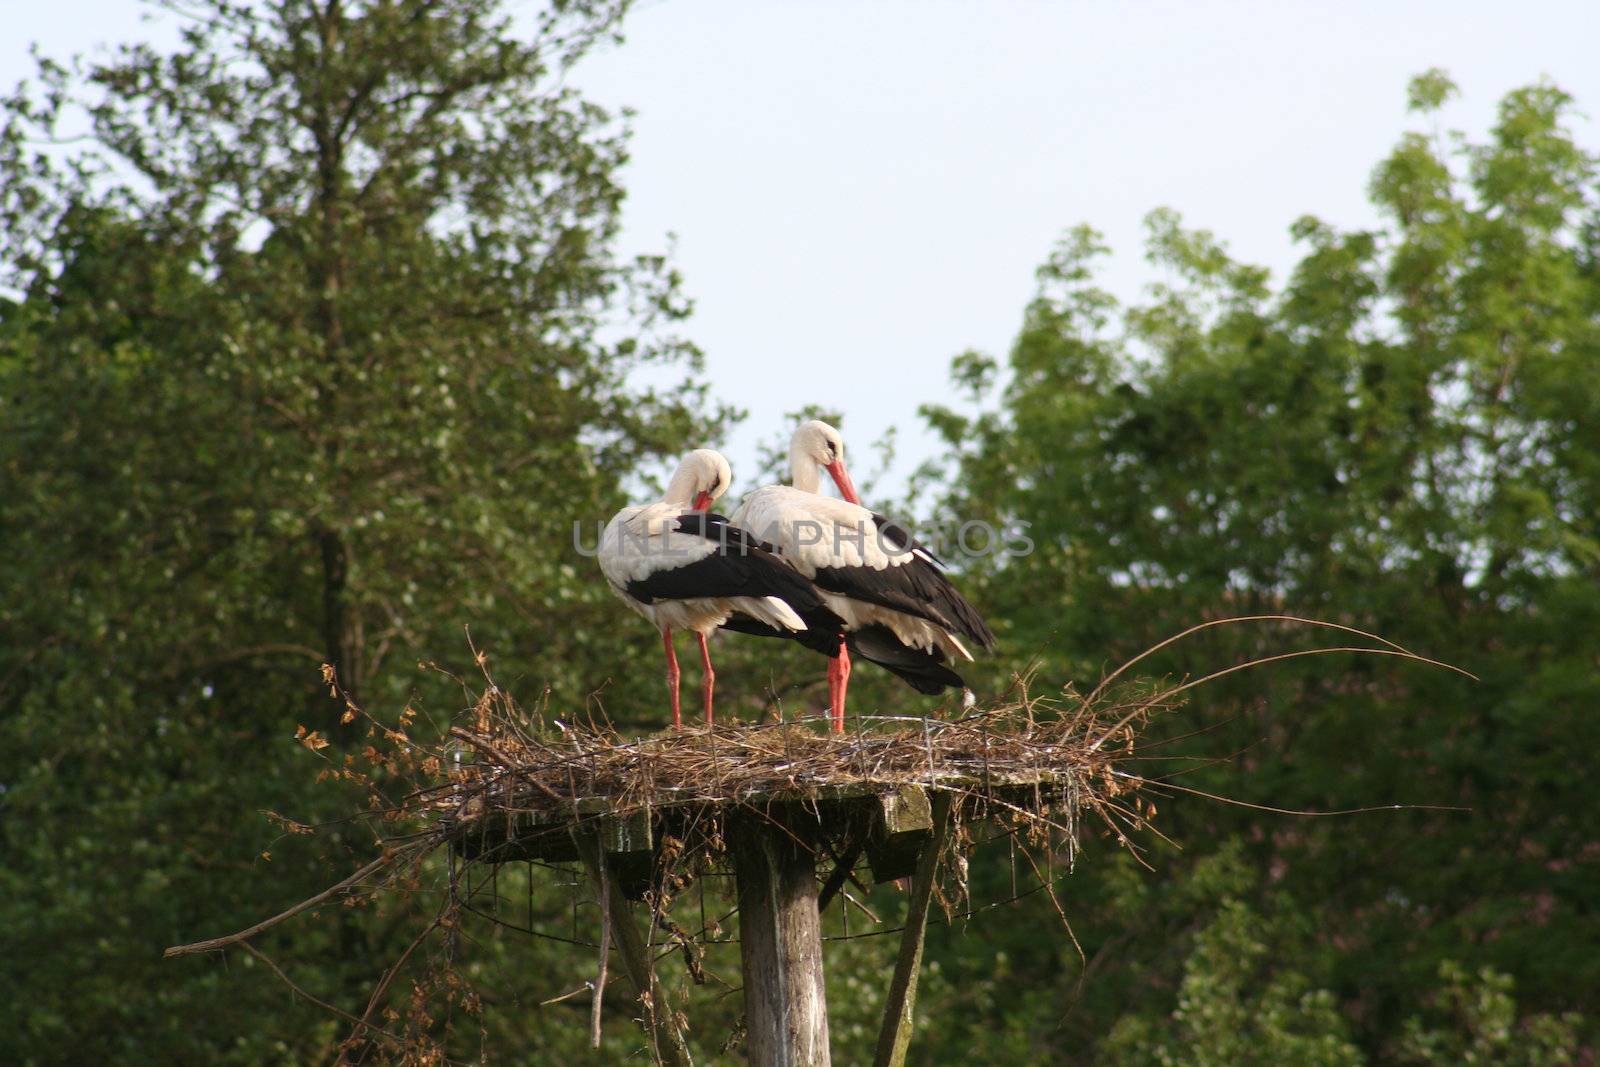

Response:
(662, 465), (701, 506)
(789, 442), (823, 494)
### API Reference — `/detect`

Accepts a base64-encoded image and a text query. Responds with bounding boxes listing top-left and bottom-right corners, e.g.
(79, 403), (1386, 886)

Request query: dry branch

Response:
(164, 849), (411, 959)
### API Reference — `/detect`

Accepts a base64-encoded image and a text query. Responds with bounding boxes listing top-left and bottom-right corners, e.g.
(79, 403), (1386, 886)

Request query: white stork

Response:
(598, 449), (838, 730)
(732, 420), (995, 731)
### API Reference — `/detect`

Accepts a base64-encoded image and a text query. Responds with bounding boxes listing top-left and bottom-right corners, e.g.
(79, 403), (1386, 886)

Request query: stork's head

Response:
(664, 448), (732, 511)
(791, 419), (860, 504)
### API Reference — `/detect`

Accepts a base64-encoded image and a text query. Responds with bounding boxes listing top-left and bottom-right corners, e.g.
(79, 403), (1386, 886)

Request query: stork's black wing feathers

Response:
(721, 617), (963, 693)
(656, 514), (983, 693)
(673, 511), (783, 557)
(871, 512), (948, 570)
(809, 515), (996, 649)
(720, 612), (844, 657)
(625, 512), (837, 633)
(846, 624), (966, 694)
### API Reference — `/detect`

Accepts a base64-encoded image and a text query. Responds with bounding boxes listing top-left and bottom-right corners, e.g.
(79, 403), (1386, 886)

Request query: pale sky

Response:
(7, 1), (1599, 495)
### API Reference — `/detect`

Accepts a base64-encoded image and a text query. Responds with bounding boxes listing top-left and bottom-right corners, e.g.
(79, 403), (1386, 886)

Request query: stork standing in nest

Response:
(732, 420), (996, 731)
(598, 449), (841, 730)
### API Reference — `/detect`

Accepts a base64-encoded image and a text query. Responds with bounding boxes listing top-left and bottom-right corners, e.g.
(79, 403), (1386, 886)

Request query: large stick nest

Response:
(434, 672), (1171, 870)
(454, 695), (1140, 803)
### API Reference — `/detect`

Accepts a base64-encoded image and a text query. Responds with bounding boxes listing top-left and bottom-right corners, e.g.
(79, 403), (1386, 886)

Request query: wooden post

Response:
(871, 791), (952, 1067)
(732, 811), (830, 1067)
(571, 831), (694, 1067)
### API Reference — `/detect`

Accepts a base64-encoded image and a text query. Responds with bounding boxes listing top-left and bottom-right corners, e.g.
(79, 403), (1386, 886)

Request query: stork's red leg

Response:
(697, 631), (716, 727)
(835, 646), (852, 733)
(827, 646), (852, 734)
(826, 657), (838, 726)
(663, 628), (681, 731)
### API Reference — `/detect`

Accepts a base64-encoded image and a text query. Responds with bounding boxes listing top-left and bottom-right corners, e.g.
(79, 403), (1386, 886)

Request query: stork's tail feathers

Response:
(846, 624), (967, 694)
(721, 603), (846, 657)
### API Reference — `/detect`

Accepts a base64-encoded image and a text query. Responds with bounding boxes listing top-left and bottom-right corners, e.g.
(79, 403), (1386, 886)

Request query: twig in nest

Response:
(450, 725), (567, 805)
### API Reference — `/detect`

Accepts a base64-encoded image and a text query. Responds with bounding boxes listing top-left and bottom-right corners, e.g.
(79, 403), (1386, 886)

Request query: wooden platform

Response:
(443, 769), (1080, 895)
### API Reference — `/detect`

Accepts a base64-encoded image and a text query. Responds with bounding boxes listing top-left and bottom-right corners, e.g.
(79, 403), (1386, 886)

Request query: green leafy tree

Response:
(0, 1), (728, 1062)
(919, 71), (1599, 1059)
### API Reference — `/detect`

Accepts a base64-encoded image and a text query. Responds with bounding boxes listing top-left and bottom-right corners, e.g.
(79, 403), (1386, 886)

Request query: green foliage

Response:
(1406, 69), (1459, 113)
(1395, 961), (1582, 1066)
(0, 1), (727, 1062)
(1100, 854), (1364, 1067)
(920, 71), (1599, 1061)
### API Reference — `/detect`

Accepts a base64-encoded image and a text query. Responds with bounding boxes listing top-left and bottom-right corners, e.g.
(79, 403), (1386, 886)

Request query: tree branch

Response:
(164, 847), (408, 958)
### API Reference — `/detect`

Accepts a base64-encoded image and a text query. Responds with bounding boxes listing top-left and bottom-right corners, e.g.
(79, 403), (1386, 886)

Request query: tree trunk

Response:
(316, 523), (361, 730)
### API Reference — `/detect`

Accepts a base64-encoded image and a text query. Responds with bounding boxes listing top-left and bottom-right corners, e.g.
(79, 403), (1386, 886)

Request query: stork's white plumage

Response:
(599, 449), (835, 729)
(732, 421), (995, 731)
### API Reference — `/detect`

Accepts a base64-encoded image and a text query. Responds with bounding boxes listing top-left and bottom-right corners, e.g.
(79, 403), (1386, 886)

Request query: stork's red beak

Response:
(691, 490), (713, 512)
(825, 461), (861, 505)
